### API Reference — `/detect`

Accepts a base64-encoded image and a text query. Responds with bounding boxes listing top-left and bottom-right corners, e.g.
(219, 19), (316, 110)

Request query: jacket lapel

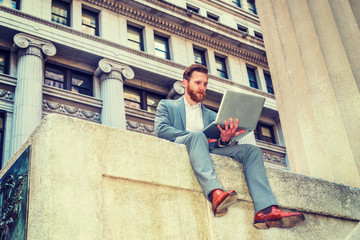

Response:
(201, 104), (210, 127)
(177, 97), (186, 130)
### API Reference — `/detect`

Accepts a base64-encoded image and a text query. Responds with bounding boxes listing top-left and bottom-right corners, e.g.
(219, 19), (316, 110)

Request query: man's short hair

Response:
(183, 63), (208, 80)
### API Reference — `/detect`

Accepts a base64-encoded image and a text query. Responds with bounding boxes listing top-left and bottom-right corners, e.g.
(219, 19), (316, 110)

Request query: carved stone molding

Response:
(0, 89), (14, 101)
(43, 100), (101, 122)
(13, 33), (56, 59)
(126, 120), (155, 134)
(263, 153), (286, 166)
(95, 58), (135, 82)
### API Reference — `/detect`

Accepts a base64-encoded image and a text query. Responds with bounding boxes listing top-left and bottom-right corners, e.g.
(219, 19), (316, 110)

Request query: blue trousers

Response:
(175, 132), (277, 213)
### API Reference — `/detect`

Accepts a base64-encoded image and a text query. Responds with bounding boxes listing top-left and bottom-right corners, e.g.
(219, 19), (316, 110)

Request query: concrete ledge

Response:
(2, 114), (359, 239)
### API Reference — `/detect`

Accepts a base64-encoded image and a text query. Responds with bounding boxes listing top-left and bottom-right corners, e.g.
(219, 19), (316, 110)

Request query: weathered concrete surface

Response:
(2, 114), (359, 239)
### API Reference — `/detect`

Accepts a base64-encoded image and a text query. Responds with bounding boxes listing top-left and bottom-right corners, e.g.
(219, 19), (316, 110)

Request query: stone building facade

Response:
(0, 0), (286, 168)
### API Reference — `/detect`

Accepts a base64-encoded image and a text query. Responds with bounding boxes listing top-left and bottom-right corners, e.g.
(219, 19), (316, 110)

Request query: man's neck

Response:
(184, 94), (199, 106)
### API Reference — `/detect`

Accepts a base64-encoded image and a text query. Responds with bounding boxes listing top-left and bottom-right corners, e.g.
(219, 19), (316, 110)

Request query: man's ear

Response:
(183, 79), (188, 88)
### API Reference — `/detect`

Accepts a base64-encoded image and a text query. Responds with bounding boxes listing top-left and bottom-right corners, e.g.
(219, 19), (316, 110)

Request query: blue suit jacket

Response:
(154, 97), (220, 147)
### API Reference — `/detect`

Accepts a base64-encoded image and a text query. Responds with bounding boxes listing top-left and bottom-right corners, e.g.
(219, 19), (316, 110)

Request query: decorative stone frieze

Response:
(43, 100), (101, 122)
(263, 153), (286, 166)
(0, 89), (14, 101)
(96, 58), (134, 129)
(126, 120), (155, 134)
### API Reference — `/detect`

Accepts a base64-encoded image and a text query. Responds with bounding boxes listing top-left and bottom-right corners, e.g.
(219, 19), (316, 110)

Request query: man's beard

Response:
(187, 87), (206, 103)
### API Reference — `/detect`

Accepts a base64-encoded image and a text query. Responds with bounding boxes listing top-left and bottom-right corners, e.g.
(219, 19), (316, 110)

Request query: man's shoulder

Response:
(159, 97), (183, 107)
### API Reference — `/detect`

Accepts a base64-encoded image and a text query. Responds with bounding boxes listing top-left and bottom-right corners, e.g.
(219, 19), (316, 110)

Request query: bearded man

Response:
(154, 63), (304, 229)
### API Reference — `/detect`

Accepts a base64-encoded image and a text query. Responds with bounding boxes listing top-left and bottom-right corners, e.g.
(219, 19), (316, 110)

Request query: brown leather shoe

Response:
(254, 206), (305, 229)
(211, 189), (238, 217)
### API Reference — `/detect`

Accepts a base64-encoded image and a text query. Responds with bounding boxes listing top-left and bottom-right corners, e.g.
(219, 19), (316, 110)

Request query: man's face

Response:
(183, 71), (208, 103)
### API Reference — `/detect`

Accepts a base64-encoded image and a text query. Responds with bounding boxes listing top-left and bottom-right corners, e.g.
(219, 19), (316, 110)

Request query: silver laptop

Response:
(202, 90), (265, 139)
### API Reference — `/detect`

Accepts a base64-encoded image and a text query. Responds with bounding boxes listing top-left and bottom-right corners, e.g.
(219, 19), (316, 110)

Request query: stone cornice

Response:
(82, 0), (268, 67)
(1, 4), (267, 67)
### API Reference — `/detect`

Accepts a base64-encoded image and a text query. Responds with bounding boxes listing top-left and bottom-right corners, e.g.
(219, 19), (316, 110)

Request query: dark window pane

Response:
(207, 12), (219, 21)
(71, 72), (91, 96)
(247, 0), (257, 15)
(264, 73), (274, 94)
(0, 0), (19, 9)
(194, 49), (206, 66)
(247, 67), (258, 89)
(82, 9), (98, 36)
(186, 4), (199, 13)
(215, 56), (228, 79)
(52, 0), (70, 26)
(45, 66), (65, 89)
(232, 0), (241, 7)
(255, 123), (276, 144)
(146, 93), (161, 113)
(0, 52), (6, 74)
(124, 87), (141, 109)
(127, 26), (144, 51)
(154, 35), (169, 60)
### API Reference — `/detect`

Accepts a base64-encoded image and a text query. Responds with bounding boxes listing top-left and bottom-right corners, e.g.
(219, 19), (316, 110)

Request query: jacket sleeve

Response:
(154, 100), (188, 142)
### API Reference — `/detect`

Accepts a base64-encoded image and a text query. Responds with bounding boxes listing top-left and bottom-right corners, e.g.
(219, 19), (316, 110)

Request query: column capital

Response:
(95, 58), (135, 82)
(13, 33), (56, 58)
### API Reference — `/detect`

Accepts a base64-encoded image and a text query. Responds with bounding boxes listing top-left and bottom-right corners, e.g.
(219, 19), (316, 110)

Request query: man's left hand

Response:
(217, 118), (246, 143)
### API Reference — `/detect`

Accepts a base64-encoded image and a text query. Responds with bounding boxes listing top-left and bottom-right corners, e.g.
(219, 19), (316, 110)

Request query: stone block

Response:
(1, 114), (359, 239)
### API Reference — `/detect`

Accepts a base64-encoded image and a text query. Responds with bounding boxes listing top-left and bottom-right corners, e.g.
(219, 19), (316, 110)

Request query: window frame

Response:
(232, 0), (241, 8)
(254, 122), (276, 144)
(247, 0), (257, 15)
(154, 34), (170, 60)
(51, 0), (71, 27)
(0, 49), (10, 75)
(123, 86), (164, 114)
(247, 66), (258, 89)
(0, 0), (20, 10)
(0, 112), (5, 168)
(193, 48), (207, 67)
(127, 25), (144, 51)
(215, 55), (228, 79)
(207, 12), (219, 22)
(82, 8), (99, 36)
(254, 31), (263, 40)
(44, 63), (93, 96)
(186, 4), (199, 14)
(264, 72), (274, 94)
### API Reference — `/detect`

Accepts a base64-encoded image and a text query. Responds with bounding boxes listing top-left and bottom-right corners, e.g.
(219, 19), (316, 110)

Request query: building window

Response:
(0, 0), (20, 9)
(186, 4), (199, 14)
(264, 72), (274, 94)
(232, 0), (241, 8)
(247, 0), (257, 15)
(0, 112), (5, 167)
(0, 50), (10, 75)
(254, 31), (263, 40)
(124, 86), (163, 114)
(247, 67), (258, 89)
(154, 35), (170, 60)
(82, 8), (99, 36)
(215, 56), (228, 79)
(194, 48), (206, 66)
(237, 24), (248, 34)
(255, 123), (276, 144)
(51, 0), (70, 26)
(127, 25), (144, 51)
(44, 64), (93, 96)
(207, 12), (219, 22)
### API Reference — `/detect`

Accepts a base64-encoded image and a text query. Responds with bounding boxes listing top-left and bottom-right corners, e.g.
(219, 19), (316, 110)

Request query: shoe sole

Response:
(214, 192), (238, 217)
(254, 214), (305, 229)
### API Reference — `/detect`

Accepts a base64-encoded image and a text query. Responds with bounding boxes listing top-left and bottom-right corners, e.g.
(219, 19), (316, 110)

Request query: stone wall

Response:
(2, 114), (359, 239)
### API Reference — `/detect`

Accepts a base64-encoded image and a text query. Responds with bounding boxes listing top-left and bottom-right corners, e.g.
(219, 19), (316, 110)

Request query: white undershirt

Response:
(184, 97), (204, 132)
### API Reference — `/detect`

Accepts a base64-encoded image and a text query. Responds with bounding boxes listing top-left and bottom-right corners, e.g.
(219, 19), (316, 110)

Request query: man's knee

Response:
(188, 131), (207, 141)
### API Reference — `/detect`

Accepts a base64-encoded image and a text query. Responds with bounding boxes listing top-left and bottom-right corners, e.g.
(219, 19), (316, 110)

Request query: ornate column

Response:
(95, 58), (134, 129)
(11, 33), (56, 156)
